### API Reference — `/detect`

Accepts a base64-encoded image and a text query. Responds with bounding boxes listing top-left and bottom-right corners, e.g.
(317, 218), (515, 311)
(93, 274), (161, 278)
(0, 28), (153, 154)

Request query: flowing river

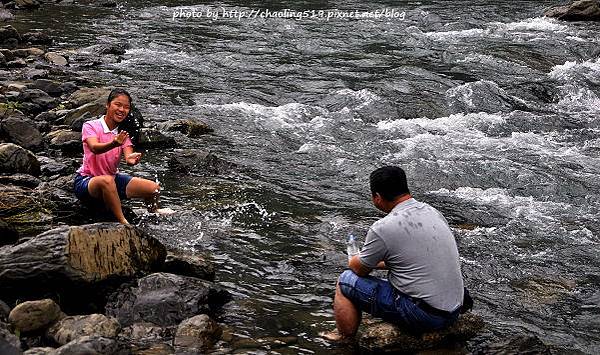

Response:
(14, 0), (600, 353)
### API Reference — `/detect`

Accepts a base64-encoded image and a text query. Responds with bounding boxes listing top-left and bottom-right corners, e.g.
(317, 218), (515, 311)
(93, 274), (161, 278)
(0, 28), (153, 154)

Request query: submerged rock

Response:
(0, 223), (166, 300)
(474, 335), (552, 354)
(544, 0), (600, 21)
(157, 119), (213, 138)
(445, 80), (525, 114)
(168, 149), (234, 175)
(8, 298), (62, 333)
(118, 322), (175, 346)
(48, 314), (121, 345)
(105, 272), (230, 327)
(137, 128), (176, 149)
(359, 313), (484, 353)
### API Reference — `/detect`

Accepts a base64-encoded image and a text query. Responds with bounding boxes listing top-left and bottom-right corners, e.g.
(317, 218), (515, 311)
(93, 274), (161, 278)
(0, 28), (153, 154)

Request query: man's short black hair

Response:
(370, 166), (410, 201)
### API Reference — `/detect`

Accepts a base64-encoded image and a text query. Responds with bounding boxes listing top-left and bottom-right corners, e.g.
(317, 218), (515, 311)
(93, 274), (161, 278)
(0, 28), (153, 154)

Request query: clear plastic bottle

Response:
(346, 234), (360, 260)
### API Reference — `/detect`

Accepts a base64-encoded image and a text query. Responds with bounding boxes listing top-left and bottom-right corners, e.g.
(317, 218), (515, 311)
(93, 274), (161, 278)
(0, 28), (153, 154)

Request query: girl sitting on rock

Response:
(74, 88), (159, 224)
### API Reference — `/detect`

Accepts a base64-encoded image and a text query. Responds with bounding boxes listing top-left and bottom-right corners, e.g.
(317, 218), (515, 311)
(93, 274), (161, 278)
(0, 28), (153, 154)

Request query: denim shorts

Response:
(338, 270), (459, 333)
(74, 173), (133, 204)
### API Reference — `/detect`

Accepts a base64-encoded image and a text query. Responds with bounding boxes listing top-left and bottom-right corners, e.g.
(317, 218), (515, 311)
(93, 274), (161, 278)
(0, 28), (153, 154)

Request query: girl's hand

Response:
(127, 152), (142, 165)
(113, 131), (129, 146)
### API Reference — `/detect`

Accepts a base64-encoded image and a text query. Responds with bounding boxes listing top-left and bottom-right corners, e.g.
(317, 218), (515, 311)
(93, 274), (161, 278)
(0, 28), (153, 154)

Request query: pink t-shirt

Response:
(77, 116), (133, 177)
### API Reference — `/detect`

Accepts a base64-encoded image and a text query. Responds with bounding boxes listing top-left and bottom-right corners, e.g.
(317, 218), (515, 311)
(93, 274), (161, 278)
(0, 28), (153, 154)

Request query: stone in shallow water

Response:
(48, 314), (121, 346)
(359, 313), (484, 353)
(544, 0), (600, 21)
(473, 335), (552, 355)
(174, 314), (221, 352)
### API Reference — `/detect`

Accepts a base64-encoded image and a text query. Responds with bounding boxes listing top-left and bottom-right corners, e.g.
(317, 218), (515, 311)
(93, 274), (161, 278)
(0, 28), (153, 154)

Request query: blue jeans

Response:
(338, 270), (459, 333)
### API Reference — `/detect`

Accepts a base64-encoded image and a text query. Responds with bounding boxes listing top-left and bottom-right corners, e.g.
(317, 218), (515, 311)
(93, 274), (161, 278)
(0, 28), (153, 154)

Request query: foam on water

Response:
(425, 17), (569, 41)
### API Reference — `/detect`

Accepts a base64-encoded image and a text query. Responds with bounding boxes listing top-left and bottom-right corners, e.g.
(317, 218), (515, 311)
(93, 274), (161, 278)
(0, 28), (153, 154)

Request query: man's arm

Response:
(348, 256), (386, 277)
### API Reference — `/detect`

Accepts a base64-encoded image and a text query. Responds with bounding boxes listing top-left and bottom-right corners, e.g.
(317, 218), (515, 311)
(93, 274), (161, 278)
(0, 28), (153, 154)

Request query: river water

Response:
(15, 0), (600, 353)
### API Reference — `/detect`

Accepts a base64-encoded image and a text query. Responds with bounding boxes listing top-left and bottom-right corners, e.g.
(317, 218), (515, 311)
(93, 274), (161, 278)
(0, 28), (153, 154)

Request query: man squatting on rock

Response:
(73, 88), (160, 224)
(326, 166), (472, 340)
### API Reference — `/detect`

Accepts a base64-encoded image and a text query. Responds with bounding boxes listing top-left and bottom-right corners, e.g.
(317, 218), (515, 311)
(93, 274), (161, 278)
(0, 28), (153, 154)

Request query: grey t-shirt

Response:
(359, 198), (464, 312)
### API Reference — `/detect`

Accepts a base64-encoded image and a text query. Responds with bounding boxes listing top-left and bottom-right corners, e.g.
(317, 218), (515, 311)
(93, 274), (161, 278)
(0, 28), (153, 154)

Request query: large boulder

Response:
(167, 149), (234, 175)
(0, 173), (41, 188)
(544, 0), (600, 21)
(68, 87), (110, 108)
(47, 129), (81, 153)
(105, 272), (230, 327)
(0, 115), (43, 151)
(0, 143), (40, 175)
(48, 314), (120, 345)
(62, 102), (104, 127)
(8, 298), (62, 333)
(0, 185), (52, 237)
(31, 79), (62, 97)
(0, 223), (167, 301)
(359, 313), (485, 353)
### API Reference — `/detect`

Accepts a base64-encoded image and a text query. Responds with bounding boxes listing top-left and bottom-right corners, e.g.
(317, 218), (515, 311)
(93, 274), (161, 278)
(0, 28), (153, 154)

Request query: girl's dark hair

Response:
(370, 166), (410, 201)
(107, 88), (132, 105)
(108, 88), (144, 145)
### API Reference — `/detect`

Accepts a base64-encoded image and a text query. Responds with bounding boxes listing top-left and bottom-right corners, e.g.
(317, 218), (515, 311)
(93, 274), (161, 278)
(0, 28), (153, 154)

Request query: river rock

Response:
(62, 101), (104, 126)
(8, 299), (62, 333)
(173, 314), (221, 352)
(0, 25), (20, 43)
(31, 79), (62, 97)
(474, 335), (552, 354)
(359, 313), (484, 353)
(544, 0), (600, 21)
(0, 115), (43, 151)
(48, 314), (120, 345)
(162, 251), (215, 281)
(15, 0), (40, 9)
(119, 322), (175, 346)
(34, 111), (58, 123)
(53, 335), (123, 355)
(0, 185), (52, 237)
(18, 89), (56, 111)
(0, 219), (19, 246)
(47, 129), (81, 153)
(0, 143), (40, 175)
(105, 272), (230, 327)
(0, 49), (14, 62)
(44, 52), (67, 66)
(0, 52), (6, 67)
(12, 48), (44, 58)
(137, 128), (176, 148)
(38, 156), (70, 177)
(6, 58), (26, 68)
(156, 119), (213, 138)
(0, 223), (167, 300)
(0, 173), (41, 188)
(23, 347), (55, 355)
(68, 87), (110, 107)
(21, 32), (52, 46)
(0, 322), (21, 355)
(130, 343), (174, 354)
(167, 149), (234, 175)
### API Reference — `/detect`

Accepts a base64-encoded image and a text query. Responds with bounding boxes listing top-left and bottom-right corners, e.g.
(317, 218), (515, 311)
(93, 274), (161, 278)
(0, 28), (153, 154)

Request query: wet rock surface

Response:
(0, 142), (40, 175)
(48, 314), (121, 345)
(173, 314), (222, 352)
(544, 0), (600, 21)
(161, 251), (215, 281)
(359, 313), (485, 353)
(167, 149), (234, 175)
(105, 272), (230, 327)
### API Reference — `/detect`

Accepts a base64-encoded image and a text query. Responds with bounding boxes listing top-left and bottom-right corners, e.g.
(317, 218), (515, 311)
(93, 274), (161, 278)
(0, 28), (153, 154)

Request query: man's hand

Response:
(113, 131), (129, 146)
(126, 152), (142, 166)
